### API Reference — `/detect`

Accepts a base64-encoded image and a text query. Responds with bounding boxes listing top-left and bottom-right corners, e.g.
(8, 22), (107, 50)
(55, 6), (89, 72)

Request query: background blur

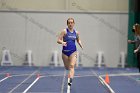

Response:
(0, 0), (137, 67)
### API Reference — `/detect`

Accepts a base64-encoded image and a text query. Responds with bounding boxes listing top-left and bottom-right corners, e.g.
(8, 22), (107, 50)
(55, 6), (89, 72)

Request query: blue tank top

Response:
(63, 28), (77, 52)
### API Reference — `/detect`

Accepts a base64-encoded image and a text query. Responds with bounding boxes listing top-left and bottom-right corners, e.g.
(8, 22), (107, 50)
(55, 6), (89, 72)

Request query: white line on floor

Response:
(0, 77), (9, 83)
(61, 70), (66, 93)
(22, 77), (40, 93)
(9, 70), (39, 93)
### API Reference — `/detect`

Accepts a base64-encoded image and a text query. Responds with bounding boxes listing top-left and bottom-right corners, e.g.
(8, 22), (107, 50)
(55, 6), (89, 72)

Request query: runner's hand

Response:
(62, 42), (67, 46)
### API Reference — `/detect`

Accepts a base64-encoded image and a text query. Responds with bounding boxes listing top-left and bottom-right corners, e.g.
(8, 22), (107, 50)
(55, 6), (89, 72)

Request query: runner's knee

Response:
(69, 65), (74, 69)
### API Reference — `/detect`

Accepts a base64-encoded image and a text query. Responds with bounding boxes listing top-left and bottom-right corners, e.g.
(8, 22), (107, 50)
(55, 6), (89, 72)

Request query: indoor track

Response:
(0, 66), (140, 93)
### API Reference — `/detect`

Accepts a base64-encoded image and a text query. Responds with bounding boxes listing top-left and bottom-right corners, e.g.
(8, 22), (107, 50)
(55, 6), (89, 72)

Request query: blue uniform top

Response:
(62, 28), (77, 52)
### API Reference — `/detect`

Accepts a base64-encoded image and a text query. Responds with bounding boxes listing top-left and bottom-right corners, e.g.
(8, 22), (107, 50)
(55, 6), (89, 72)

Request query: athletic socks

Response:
(66, 70), (73, 86)
(68, 78), (73, 86)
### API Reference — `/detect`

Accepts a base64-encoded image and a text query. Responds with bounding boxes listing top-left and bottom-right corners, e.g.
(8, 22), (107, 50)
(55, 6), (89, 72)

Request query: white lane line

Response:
(10, 74), (97, 78)
(99, 76), (115, 93)
(0, 77), (9, 83)
(61, 70), (66, 93)
(8, 73), (42, 77)
(111, 70), (140, 84)
(22, 77), (40, 93)
(9, 70), (38, 93)
(41, 74), (96, 78)
(90, 69), (115, 93)
(100, 73), (140, 77)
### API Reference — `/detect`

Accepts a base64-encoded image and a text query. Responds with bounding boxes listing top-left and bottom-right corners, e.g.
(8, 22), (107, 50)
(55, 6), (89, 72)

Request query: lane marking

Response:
(99, 76), (115, 93)
(9, 70), (39, 93)
(0, 77), (9, 83)
(1, 73), (36, 77)
(8, 72), (140, 78)
(22, 77), (40, 93)
(111, 70), (140, 84)
(61, 70), (66, 93)
(100, 73), (140, 77)
(90, 69), (115, 93)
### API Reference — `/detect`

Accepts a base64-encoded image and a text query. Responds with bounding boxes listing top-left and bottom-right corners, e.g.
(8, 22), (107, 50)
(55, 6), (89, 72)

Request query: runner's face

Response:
(67, 19), (75, 29)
